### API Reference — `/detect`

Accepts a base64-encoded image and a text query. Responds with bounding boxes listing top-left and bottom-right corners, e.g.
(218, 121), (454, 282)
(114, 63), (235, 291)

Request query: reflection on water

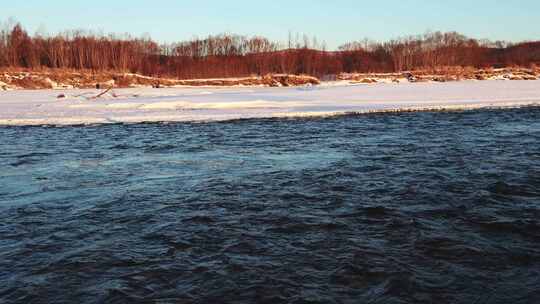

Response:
(1, 108), (540, 303)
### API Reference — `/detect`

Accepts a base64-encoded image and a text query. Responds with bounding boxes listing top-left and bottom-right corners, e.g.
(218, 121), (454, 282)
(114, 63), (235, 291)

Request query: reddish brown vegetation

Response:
(1, 21), (539, 80)
(338, 66), (540, 83)
(0, 69), (320, 90)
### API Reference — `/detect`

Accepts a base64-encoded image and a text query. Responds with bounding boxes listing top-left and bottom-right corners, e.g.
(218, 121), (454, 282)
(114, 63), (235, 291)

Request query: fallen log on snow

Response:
(89, 87), (112, 100)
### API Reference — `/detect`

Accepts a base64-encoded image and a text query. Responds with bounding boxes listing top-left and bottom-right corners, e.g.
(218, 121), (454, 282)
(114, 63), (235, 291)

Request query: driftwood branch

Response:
(58, 86), (122, 100)
(89, 87), (112, 100)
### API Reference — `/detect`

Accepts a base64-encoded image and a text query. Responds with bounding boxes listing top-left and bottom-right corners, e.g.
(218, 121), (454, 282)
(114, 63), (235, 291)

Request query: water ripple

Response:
(1, 108), (540, 303)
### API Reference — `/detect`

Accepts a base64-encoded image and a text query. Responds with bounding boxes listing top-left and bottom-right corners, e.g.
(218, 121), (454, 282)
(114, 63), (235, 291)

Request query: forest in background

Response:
(1, 20), (539, 79)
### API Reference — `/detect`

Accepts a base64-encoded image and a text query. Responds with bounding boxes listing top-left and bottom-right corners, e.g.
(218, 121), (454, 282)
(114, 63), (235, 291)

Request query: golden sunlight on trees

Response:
(0, 21), (539, 79)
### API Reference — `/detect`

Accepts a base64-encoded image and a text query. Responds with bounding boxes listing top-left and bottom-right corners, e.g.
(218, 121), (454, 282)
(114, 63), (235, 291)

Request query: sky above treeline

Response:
(2, 0), (540, 50)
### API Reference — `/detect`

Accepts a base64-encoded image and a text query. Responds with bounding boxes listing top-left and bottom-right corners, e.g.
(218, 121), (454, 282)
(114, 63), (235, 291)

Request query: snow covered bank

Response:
(0, 71), (320, 90)
(1, 80), (539, 126)
(338, 67), (540, 83)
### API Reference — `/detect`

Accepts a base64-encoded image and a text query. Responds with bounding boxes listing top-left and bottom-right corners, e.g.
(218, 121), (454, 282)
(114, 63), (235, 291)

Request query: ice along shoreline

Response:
(1, 80), (540, 126)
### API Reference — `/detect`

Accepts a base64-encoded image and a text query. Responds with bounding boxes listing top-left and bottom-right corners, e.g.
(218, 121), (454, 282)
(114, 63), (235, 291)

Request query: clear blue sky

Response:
(2, 0), (539, 49)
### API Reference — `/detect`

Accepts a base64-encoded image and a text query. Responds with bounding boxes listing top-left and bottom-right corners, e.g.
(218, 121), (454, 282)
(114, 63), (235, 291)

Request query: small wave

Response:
(1, 106), (539, 303)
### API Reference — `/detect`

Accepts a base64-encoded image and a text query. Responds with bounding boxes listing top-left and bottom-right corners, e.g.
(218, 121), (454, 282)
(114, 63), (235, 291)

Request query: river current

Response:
(1, 108), (539, 303)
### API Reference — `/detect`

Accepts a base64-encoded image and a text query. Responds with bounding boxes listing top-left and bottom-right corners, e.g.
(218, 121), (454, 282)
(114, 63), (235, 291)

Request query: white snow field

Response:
(1, 80), (539, 126)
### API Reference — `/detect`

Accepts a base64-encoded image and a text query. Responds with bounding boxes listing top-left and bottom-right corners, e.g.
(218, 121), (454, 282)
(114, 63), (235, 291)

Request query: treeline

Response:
(1, 21), (539, 79)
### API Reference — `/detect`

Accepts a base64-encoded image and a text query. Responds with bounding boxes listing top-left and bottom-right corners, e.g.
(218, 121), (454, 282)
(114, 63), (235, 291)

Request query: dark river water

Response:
(1, 108), (540, 304)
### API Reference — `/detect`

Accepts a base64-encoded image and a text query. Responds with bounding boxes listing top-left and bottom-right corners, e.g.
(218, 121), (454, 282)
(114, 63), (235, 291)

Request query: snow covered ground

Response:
(1, 80), (539, 126)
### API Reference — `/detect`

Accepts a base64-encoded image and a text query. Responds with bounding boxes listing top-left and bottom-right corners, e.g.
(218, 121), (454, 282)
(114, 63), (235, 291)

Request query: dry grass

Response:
(338, 67), (539, 83)
(0, 68), (320, 90)
(1, 67), (538, 90)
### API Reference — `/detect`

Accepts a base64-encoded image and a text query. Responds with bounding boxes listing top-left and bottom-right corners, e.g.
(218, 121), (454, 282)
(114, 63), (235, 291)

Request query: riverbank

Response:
(1, 80), (539, 126)
(337, 67), (540, 83)
(0, 70), (320, 90)
(1, 67), (539, 90)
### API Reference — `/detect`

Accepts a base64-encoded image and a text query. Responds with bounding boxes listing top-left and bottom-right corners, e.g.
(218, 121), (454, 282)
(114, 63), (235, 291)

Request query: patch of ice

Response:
(1, 80), (539, 126)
